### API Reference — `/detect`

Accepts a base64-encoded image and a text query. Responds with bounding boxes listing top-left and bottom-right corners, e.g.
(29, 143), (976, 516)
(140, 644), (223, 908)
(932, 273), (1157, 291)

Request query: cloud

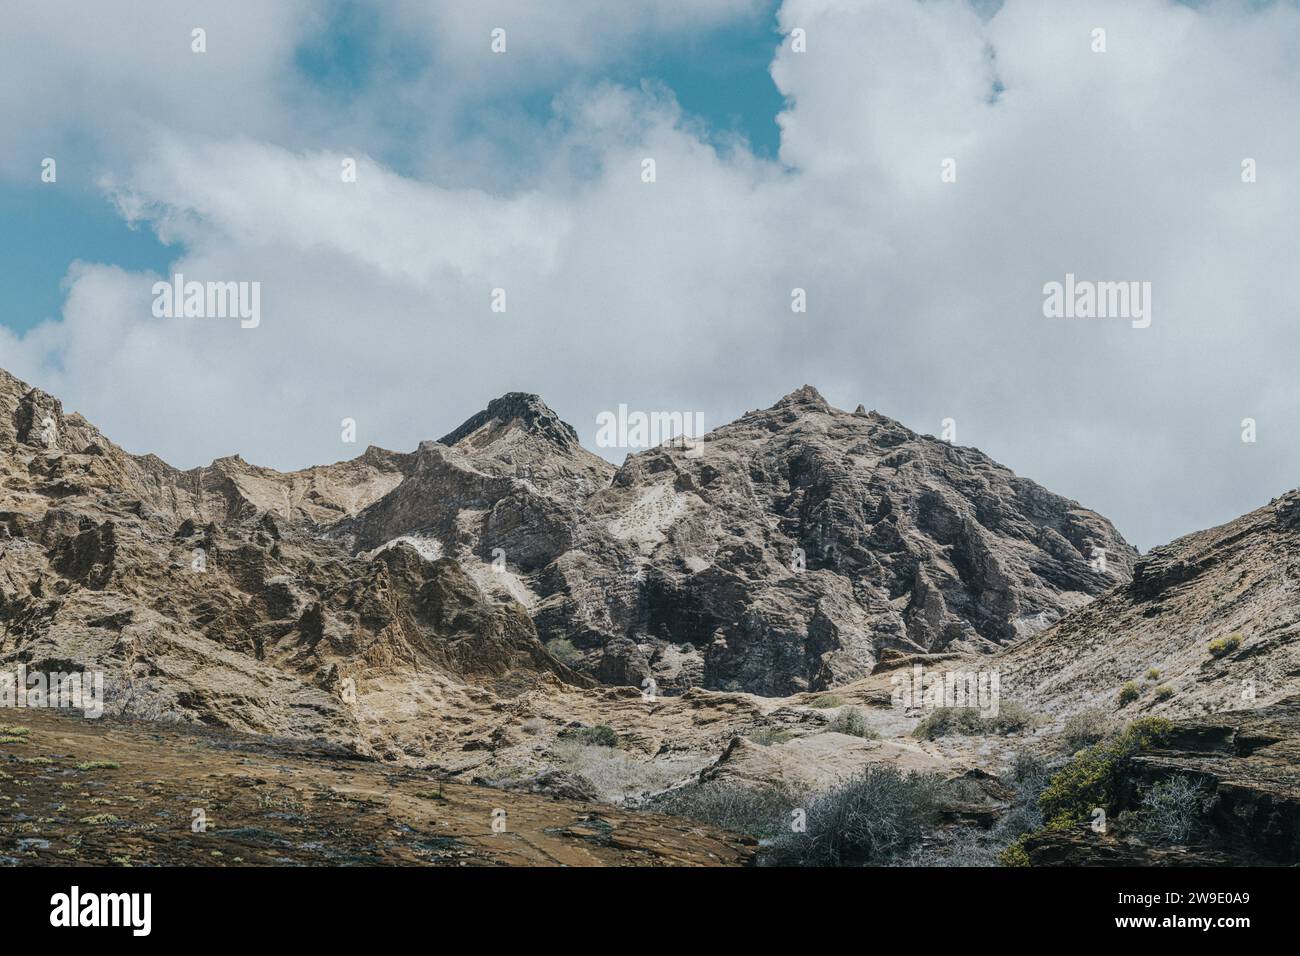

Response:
(0, 1), (315, 181)
(4, 0), (1300, 552)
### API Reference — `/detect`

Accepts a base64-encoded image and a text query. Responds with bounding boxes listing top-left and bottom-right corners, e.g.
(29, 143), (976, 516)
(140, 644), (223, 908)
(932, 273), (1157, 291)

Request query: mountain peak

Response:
(438, 392), (580, 451)
(772, 385), (830, 411)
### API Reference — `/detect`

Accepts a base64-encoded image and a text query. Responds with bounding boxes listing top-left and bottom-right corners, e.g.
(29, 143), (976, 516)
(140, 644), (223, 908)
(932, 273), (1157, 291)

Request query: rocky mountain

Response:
(3, 363), (1299, 868)
(0, 369), (583, 758)
(334, 383), (1135, 696)
(0, 367), (1134, 746)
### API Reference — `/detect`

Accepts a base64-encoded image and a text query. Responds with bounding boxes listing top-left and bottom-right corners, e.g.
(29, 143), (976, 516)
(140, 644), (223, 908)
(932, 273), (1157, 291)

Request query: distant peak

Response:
(439, 392), (580, 449)
(772, 385), (830, 411)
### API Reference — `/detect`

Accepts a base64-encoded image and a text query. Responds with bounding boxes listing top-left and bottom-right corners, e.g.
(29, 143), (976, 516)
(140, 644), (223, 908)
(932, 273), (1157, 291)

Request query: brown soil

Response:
(0, 709), (753, 867)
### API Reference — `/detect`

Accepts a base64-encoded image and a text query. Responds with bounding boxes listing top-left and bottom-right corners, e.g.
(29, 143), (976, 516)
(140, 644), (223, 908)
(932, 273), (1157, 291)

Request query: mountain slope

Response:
(337, 384), (1134, 695)
(1003, 488), (1300, 719)
(1, 366), (1133, 754)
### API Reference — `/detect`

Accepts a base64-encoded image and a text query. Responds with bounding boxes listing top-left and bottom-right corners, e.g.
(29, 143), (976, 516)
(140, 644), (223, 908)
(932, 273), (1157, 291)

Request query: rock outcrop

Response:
(1022, 696), (1300, 865)
(1, 366), (1135, 749)
(337, 383), (1134, 695)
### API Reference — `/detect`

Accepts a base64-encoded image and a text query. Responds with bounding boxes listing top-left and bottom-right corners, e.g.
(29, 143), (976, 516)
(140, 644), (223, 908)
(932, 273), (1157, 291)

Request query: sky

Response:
(1, 0), (1299, 553)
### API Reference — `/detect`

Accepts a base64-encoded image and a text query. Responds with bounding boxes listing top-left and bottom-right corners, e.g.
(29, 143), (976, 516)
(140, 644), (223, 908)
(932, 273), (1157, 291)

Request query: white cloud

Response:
(4, 0), (1300, 551)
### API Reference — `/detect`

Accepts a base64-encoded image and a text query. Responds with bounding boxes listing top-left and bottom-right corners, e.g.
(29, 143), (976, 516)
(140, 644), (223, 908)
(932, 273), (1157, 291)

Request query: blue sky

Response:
(0, 184), (173, 334)
(1, 0), (785, 336)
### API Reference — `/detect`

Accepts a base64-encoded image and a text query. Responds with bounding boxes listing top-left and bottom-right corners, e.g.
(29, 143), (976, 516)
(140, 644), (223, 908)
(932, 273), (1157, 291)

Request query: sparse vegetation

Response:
(1209, 633), (1242, 658)
(520, 717), (545, 736)
(912, 701), (1038, 739)
(1154, 684), (1174, 701)
(78, 814), (120, 825)
(0, 725), (30, 736)
(417, 775), (448, 802)
(1037, 717), (1174, 830)
(76, 760), (120, 772)
(827, 706), (878, 739)
(1145, 668), (1161, 681)
(1060, 709), (1112, 753)
(103, 666), (180, 722)
(766, 766), (944, 867)
(1118, 681), (1141, 706)
(912, 751), (1052, 867)
(652, 781), (799, 840)
(807, 693), (845, 709)
(1134, 776), (1215, 844)
(544, 638), (583, 666)
(748, 727), (794, 746)
(560, 724), (618, 747)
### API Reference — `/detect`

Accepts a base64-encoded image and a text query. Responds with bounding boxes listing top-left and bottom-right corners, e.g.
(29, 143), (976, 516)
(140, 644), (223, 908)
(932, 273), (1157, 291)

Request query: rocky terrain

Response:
(0, 708), (751, 866)
(1020, 696), (1300, 866)
(343, 385), (1135, 697)
(2, 363), (1297, 866)
(1002, 489), (1300, 721)
(0, 367), (1130, 748)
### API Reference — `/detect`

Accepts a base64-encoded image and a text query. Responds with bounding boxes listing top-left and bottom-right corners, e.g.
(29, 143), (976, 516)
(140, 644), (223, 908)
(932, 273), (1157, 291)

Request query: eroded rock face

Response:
(338, 384), (1133, 695)
(0, 368), (578, 756)
(0, 367), (1134, 742)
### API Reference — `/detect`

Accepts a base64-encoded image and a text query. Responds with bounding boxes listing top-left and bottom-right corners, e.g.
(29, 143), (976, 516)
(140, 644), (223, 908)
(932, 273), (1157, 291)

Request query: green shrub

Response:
(1118, 681), (1141, 706)
(766, 766), (944, 866)
(545, 638), (584, 665)
(912, 701), (1038, 739)
(997, 836), (1031, 867)
(1154, 685), (1174, 701)
(1037, 717), (1173, 829)
(1060, 709), (1112, 753)
(560, 725), (617, 747)
(749, 727), (794, 746)
(827, 706), (878, 739)
(78, 814), (120, 825)
(1208, 634), (1242, 658)
(76, 760), (120, 772)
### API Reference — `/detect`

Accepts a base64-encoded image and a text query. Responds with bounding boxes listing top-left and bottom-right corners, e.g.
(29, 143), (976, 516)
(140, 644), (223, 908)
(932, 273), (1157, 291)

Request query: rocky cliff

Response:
(334, 384), (1133, 695)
